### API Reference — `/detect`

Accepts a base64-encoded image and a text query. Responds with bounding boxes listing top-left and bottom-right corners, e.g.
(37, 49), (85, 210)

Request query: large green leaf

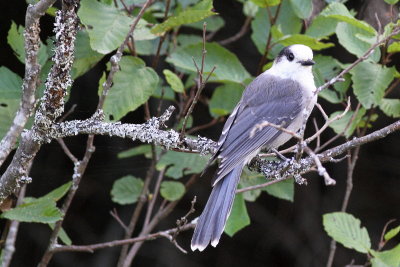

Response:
(209, 82), (244, 117)
(379, 99), (400, 118)
(323, 212), (371, 254)
(72, 30), (104, 79)
(225, 192), (250, 237)
(78, 0), (156, 54)
(7, 21), (48, 66)
(160, 181), (185, 201)
(151, 0), (216, 34)
(350, 62), (395, 109)
(277, 34), (334, 50)
(156, 150), (209, 179)
(111, 176), (144, 205)
(329, 108), (366, 138)
(305, 15), (338, 39)
(264, 178), (294, 202)
(187, 16), (225, 32)
(289, 0), (312, 19)
(371, 244), (400, 267)
(103, 56), (159, 121)
(167, 42), (250, 83)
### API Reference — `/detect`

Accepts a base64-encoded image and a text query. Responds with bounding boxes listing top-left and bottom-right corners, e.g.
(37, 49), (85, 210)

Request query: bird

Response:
(191, 44), (317, 252)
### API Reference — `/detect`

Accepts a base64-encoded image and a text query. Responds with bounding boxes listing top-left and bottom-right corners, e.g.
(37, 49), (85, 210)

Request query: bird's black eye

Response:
(287, 52), (295, 61)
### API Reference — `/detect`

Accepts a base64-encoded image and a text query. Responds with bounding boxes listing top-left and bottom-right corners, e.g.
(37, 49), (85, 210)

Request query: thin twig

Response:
(57, 139), (78, 163)
(143, 168), (165, 227)
(110, 209), (129, 233)
(219, 16), (252, 45)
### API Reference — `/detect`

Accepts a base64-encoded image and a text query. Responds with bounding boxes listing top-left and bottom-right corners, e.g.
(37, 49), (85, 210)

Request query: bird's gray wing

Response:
(213, 75), (303, 185)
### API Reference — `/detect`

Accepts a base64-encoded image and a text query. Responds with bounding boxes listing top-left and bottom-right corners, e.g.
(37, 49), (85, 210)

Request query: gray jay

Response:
(191, 44), (317, 251)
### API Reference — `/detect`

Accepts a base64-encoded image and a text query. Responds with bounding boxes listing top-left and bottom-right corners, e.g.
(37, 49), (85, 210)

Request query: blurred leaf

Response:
(48, 223), (72, 245)
(135, 38), (169, 56)
(151, 0), (217, 34)
(379, 99), (400, 118)
(251, 0), (281, 7)
(329, 108), (366, 138)
(7, 21), (48, 66)
(225, 192), (250, 237)
(371, 244), (400, 267)
(177, 34), (203, 47)
(167, 42), (251, 83)
(163, 69), (184, 93)
(187, 16), (225, 32)
(209, 83), (244, 117)
(320, 2), (376, 34)
(78, 0), (156, 54)
(271, 25), (284, 40)
(0, 100), (21, 141)
(305, 15), (338, 39)
(319, 89), (342, 104)
(384, 0), (399, 4)
(289, 0), (312, 19)
(0, 200), (62, 223)
(243, 1), (259, 17)
(350, 62), (395, 109)
(323, 212), (371, 253)
(118, 144), (152, 159)
(239, 169), (266, 202)
(160, 181), (185, 201)
(277, 34), (334, 50)
(72, 30), (104, 79)
(176, 115), (193, 130)
(152, 85), (175, 101)
(0, 66), (22, 99)
(104, 57), (159, 121)
(333, 73), (351, 95)
(336, 22), (381, 62)
(384, 225), (400, 241)
(388, 42), (400, 53)
(111, 176), (143, 205)
(156, 150), (209, 179)
(264, 178), (294, 202)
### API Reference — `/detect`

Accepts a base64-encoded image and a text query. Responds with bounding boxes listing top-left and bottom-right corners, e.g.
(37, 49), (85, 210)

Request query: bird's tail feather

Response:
(191, 165), (243, 251)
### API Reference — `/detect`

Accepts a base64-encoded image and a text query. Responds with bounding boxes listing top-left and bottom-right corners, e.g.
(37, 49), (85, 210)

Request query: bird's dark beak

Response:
(299, 60), (315, 66)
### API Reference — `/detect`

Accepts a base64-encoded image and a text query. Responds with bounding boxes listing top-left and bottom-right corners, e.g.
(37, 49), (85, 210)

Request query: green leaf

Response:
(264, 178), (294, 202)
(186, 16), (225, 32)
(277, 34), (334, 50)
(177, 34), (203, 48)
(151, 0), (217, 34)
(243, 1), (259, 17)
(156, 150), (209, 179)
(323, 212), (371, 254)
(289, 0), (312, 19)
(388, 42), (400, 53)
(239, 169), (267, 202)
(384, 225), (400, 241)
(320, 2), (376, 34)
(160, 181), (185, 201)
(167, 42), (251, 83)
(209, 83), (244, 117)
(152, 85), (175, 101)
(384, 0), (399, 4)
(305, 15), (338, 39)
(350, 62), (395, 109)
(225, 192), (250, 236)
(7, 21), (48, 66)
(78, 0), (156, 54)
(176, 115), (193, 130)
(329, 108), (366, 138)
(0, 66), (22, 99)
(336, 22), (380, 62)
(118, 144), (152, 159)
(371, 244), (400, 267)
(380, 99), (400, 118)
(72, 30), (104, 79)
(48, 223), (72, 245)
(40, 181), (72, 202)
(111, 176), (143, 205)
(250, 0), (281, 8)
(163, 69), (184, 93)
(103, 56), (159, 121)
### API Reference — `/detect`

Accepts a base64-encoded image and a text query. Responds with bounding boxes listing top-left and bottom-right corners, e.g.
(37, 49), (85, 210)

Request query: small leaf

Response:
(323, 212), (371, 254)
(156, 150), (209, 179)
(40, 181), (72, 202)
(103, 56), (159, 121)
(160, 181), (185, 201)
(371, 243), (400, 267)
(384, 0), (399, 4)
(329, 108), (366, 138)
(387, 42), (400, 53)
(209, 83), (244, 117)
(289, 0), (313, 19)
(350, 62), (395, 109)
(384, 225), (400, 241)
(111, 176), (144, 205)
(163, 69), (184, 93)
(380, 99), (400, 118)
(48, 223), (72, 245)
(1, 200), (62, 223)
(225, 192), (250, 237)
(250, 0), (281, 8)
(264, 179), (294, 202)
(118, 145), (152, 159)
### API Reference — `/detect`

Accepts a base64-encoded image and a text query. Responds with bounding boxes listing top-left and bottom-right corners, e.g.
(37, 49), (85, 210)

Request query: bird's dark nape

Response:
(191, 165), (243, 251)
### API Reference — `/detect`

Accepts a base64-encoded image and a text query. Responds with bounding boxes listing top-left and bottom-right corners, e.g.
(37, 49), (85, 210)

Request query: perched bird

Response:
(191, 44), (317, 251)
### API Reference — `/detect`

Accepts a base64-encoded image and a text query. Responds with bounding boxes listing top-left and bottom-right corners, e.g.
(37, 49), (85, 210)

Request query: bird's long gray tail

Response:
(191, 165), (243, 251)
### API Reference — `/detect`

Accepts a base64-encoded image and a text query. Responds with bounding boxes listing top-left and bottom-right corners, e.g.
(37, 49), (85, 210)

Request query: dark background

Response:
(0, 0), (399, 266)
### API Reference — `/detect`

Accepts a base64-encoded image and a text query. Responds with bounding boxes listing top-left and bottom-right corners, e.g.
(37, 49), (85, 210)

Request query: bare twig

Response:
(56, 139), (78, 163)
(143, 168), (166, 227)
(110, 209), (129, 233)
(378, 219), (397, 250)
(186, 117), (223, 135)
(219, 16), (252, 45)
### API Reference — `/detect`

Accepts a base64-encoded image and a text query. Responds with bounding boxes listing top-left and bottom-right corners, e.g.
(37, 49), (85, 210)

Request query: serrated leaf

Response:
(371, 243), (400, 267)
(78, 0), (156, 54)
(329, 108), (366, 138)
(118, 144), (152, 159)
(167, 42), (251, 83)
(225, 191), (250, 237)
(156, 150), (209, 179)
(7, 21), (48, 66)
(151, 0), (216, 34)
(209, 83), (244, 117)
(380, 99), (400, 118)
(289, 0), (312, 19)
(323, 212), (371, 254)
(160, 181), (185, 201)
(350, 62), (395, 109)
(277, 34), (334, 50)
(384, 225), (400, 241)
(306, 15), (338, 39)
(103, 56), (159, 121)
(0, 200), (62, 223)
(163, 69), (184, 93)
(48, 223), (72, 245)
(251, 0), (281, 7)
(320, 2), (376, 34)
(264, 178), (294, 202)
(111, 176), (143, 205)
(388, 42), (400, 53)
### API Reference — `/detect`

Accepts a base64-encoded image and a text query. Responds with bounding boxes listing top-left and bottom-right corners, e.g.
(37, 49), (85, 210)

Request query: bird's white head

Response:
(268, 44), (315, 80)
